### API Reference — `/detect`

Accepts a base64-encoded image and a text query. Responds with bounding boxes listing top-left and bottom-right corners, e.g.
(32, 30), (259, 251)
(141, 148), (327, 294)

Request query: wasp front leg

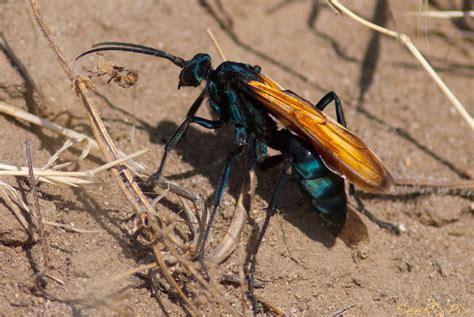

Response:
(145, 90), (225, 189)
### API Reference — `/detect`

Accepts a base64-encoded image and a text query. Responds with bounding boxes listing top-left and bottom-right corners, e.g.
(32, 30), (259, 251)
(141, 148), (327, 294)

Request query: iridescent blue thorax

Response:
(206, 61), (277, 139)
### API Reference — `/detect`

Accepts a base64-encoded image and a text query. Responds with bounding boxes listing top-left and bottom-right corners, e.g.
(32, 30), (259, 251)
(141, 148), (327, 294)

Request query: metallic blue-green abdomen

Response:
(278, 131), (347, 229)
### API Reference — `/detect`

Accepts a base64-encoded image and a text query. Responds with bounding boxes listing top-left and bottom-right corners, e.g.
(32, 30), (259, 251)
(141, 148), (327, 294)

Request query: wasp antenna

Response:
(75, 45), (186, 68)
(92, 42), (186, 67)
(93, 41), (161, 51)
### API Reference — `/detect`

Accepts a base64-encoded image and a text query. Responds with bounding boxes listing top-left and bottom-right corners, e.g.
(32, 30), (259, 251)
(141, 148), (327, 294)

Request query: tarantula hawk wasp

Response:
(77, 41), (393, 309)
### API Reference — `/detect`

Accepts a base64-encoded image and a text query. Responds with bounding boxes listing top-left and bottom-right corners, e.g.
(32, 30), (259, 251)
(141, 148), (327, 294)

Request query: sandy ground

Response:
(0, 0), (473, 316)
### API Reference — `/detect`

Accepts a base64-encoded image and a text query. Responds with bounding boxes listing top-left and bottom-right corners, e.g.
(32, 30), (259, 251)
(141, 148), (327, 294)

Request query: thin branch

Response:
(24, 141), (50, 269)
(0, 101), (97, 148)
(43, 220), (102, 234)
(0, 181), (34, 235)
(150, 244), (200, 315)
(0, 101), (147, 173)
(0, 149), (149, 188)
(29, 1), (74, 80)
(332, 303), (356, 317)
(207, 28), (227, 61)
(405, 11), (474, 18)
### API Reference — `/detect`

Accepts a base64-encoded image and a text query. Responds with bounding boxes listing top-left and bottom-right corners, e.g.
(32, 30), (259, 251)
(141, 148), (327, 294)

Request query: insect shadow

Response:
(149, 119), (369, 249)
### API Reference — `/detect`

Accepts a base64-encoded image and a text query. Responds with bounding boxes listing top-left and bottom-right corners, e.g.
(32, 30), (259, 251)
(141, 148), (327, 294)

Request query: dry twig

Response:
(406, 10), (474, 18)
(0, 101), (147, 173)
(332, 303), (356, 317)
(0, 149), (149, 187)
(207, 28), (227, 61)
(394, 177), (474, 191)
(24, 141), (50, 269)
(0, 181), (34, 235)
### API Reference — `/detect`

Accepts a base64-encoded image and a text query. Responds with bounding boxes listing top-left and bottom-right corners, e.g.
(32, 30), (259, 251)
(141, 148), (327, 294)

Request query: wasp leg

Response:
(314, 91), (347, 127)
(248, 157), (292, 313)
(198, 145), (245, 275)
(313, 92), (357, 194)
(186, 86), (207, 117)
(145, 91), (225, 188)
(314, 93), (400, 233)
(252, 137), (268, 163)
(352, 192), (401, 234)
(258, 154), (284, 172)
(145, 116), (225, 188)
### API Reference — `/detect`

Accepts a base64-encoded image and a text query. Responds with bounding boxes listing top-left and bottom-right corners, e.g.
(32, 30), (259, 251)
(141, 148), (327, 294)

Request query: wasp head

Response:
(178, 53), (212, 88)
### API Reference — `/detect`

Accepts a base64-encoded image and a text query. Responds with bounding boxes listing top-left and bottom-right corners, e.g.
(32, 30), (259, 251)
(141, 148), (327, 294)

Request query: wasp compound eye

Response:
(178, 53), (212, 88)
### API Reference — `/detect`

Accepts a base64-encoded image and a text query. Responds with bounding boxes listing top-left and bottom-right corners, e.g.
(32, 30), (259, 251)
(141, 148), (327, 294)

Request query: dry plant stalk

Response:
(207, 28), (227, 61)
(327, 0), (474, 130)
(29, 1), (237, 315)
(0, 101), (147, 173)
(1, 180), (101, 236)
(207, 178), (249, 263)
(0, 149), (148, 186)
(406, 10), (474, 18)
(0, 181), (35, 235)
(24, 141), (50, 269)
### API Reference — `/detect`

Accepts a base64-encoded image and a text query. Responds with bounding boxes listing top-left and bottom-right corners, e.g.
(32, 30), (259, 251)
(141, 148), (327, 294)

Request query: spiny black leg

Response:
(315, 93), (357, 194)
(351, 187), (401, 234)
(186, 89), (207, 117)
(315, 91), (354, 192)
(146, 116), (225, 187)
(145, 91), (224, 188)
(198, 145), (245, 275)
(314, 91), (347, 127)
(248, 157), (292, 313)
(349, 183), (356, 196)
(252, 137), (267, 163)
(315, 93), (399, 233)
(145, 90), (206, 187)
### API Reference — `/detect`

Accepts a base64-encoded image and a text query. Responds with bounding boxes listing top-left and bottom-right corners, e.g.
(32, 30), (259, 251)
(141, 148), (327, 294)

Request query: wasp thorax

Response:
(178, 53), (211, 88)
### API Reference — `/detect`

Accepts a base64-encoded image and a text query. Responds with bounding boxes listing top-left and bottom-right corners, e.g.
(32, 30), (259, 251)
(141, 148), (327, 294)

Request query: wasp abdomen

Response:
(278, 130), (347, 230)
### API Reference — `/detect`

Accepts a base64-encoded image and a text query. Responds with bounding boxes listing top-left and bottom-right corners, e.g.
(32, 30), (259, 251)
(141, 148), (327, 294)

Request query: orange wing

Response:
(247, 74), (393, 192)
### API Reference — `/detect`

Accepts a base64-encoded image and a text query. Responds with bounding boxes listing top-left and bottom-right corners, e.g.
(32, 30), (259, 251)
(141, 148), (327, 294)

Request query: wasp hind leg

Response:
(314, 91), (347, 127)
(314, 92), (400, 234)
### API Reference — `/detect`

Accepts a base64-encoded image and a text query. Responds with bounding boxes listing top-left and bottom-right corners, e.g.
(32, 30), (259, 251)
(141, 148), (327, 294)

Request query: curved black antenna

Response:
(75, 46), (185, 68)
(93, 41), (164, 52)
